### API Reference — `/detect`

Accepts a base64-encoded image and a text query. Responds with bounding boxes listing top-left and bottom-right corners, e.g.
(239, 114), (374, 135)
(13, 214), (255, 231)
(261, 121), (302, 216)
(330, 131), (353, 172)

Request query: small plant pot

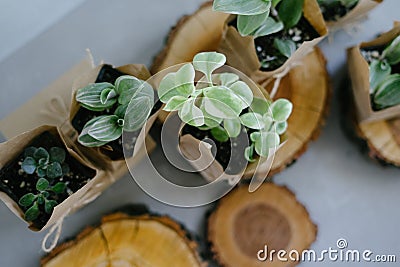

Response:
(346, 22), (400, 166)
(217, 0), (328, 83)
(69, 64), (160, 166)
(0, 126), (106, 231)
(152, 2), (331, 177)
(207, 183), (317, 267)
(319, 0), (382, 30)
(41, 208), (205, 267)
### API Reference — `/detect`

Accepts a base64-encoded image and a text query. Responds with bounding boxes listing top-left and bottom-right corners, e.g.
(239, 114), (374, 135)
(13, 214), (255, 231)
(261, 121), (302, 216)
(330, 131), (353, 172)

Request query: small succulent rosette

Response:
(68, 64), (160, 167)
(215, 0), (328, 89)
(318, 0), (382, 31)
(157, 52), (292, 184)
(348, 22), (400, 123)
(0, 126), (107, 232)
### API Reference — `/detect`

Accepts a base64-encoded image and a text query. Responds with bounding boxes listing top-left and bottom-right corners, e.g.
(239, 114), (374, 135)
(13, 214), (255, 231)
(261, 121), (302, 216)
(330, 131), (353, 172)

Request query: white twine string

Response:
(41, 188), (104, 253)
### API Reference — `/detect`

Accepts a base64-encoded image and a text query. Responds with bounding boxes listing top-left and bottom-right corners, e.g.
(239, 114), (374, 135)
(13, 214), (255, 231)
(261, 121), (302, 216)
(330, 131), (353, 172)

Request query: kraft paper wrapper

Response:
(218, 0), (328, 84)
(326, 0), (382, 30)
(68, 64), (159, 171)
(348, 22), (400, 123)
(0, 126), (109, 232)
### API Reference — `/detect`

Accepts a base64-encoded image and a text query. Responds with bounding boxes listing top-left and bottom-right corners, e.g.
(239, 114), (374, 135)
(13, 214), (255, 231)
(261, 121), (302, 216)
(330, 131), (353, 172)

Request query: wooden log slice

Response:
(41, 213), (204, 267)
(151, 2), (331, 177)
(208, 183), (317, 267)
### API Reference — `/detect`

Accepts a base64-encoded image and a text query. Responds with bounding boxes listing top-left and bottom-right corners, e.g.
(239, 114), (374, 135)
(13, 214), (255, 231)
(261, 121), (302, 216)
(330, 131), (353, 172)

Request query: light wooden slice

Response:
(208, 184), (317, 267)
(41, 213), (204, 267)
(151, 2), (331, 177)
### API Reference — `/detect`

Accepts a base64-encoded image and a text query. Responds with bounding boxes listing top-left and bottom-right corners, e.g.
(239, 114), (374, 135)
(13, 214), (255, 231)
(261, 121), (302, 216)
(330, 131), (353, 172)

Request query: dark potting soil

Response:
(254, 17), (320, 71)
(318, 0), (359, 22)
(181, 125), (249, 175)
(71, 65), (161, 160)
(0, 131), (96, 229)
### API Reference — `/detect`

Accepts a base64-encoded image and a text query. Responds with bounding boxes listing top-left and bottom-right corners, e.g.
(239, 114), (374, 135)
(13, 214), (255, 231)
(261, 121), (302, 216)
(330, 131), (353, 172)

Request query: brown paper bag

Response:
(68, 64), (160, 170)
(218, 0), (328, 86)
(0, 126), (109, 232)
(348, 22), (400, 123)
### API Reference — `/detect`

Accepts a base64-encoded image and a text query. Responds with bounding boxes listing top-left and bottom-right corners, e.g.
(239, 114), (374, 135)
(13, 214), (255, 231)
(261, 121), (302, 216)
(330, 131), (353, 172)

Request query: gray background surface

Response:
(0, 0), (399, 266)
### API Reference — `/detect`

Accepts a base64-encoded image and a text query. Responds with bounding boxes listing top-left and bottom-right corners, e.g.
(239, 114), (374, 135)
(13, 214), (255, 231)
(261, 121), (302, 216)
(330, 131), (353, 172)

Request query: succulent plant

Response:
(76, 75), (154, 147)
(158, 51), (292, 161)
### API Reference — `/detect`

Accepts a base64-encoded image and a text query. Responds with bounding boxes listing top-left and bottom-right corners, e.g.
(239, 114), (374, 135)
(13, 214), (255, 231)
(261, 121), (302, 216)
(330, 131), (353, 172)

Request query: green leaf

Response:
(203, 86), (244, 119)
(124, 97), (153, 131)
(369, 60), (391, 93)
(78, 116), (110, 147)
(223, 118), (242, 138)
(253, 17), (284, 38)
(382, 35), (400, 65)
(193, 52), (226, 82)
(21, 157), (37, 175)
(24, 202), (40, 221)
(245, 145), (256, 162)
(254, 131), (280, 157)
(115, 75), (142, 95)
(88, 115), (122, 142)
(33, 147), (49, 161)
(201, 103), (223, 128)
(37, 167), (47, 178)
(158, 64), (195, 103)
(76, 83), (116, 111)
(19, 193), (37, 207)
(37, 195), (45, 205)
(275, 121), (288, 135)
(278, 0), (304, 29)
(117, 76), (154, 105)
(374, 74), (400, 109)
(36, 178), (50, 191)
(262, 114), (274, 131)
(340, 0), (358, 6)
(237, 11), (269, 36)
(213, 0), (272, 15)
(274, 39), (297, 58)
(47, 162), (63, 179)
(100, 88), (117, 105)
(178, 99), (204, 127)
(38, 158), (48, 167)
(250, 97), (271, 114)
(49, 147), (66, 164)
(211, 126), (230, 143)
(52, 182), (67, 194)
(164, 96), (187, 111)
(271, 99), (293, 122)
(214, 73), (240, 87)
(250, 132), (261, 142)
(61, 163), (70, 175)
(114, 104), (128, 118)
(44, 199), (58, 214)
(24, 147), (37, 158)
(240, 113), (265, 129)
(229, 81), (253, 109)
(272, 0), (283, 7)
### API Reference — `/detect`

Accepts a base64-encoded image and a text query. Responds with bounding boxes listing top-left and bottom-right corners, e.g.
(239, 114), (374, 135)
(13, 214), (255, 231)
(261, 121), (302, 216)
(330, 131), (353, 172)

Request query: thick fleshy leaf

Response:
(178, 99), (204, 127)
(78, 116), (110, 147)
(229, 81), (253, 109)
(201, 102), (223, 128)
(369, 60), (391, 93)
(100, 88), (117, 105)
(19, 193), (37, 207)
(193, 52), (226, 82)
(124, 97), (153, 131)
(214, 73), (240, 87)
(271, 99), (293, 122)
(223, 118), (242, 138)
(250, 97), (271, 114)
(88, 115), (122, 142)
(52, 182), (67, 194)
(47, 162), (63, 179)
(250, 132), (261, 142)
(76, 83), (116, 111)
(382, 35), (400, 65)
(33, 147), (49, 161)
(263, 114), (274, 131)
(213, 0), (272, 15)
(115, 75), (142, 95)
(24, 202), (40, 221)
(274, 39), (297, 58)
(374, 74), (400, 109)
(245, 145), (256, 162)
(203, 86), (243, 119)
(37, 167), (47, 178)
(118, 79), (154, 106)
(44, 199), (58, 214)
(158, 64), (195, 103)
(211, 126), (229, 143)
(272, 0), (282, 7)
(278, 0), (304, 29)
(24, 147), (37, 158)
(36, 178), (50, 191)
(253, 17), (284, 38)
(275, 121), (288, 135)
(21, 157), (37, 175)
(237, 11), (269, 36)
(254, 131), (280, 157)
(240, 113), (265, 130)
(164, 96), (187, 111)
(49, 147), (66, 164)
(114, 104), (128, 118)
